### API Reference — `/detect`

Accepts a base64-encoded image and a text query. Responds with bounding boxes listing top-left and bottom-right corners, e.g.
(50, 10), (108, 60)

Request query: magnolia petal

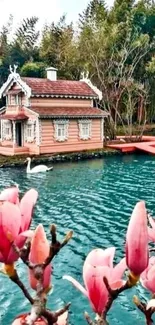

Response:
(84, 247), (115, 269)
(126, 201), (149, 275)
(148, 216), (155, 231)
(20, 230), (34, 238)
(141, 257), (155, 281)
(28, 224), (51, 290)
(110, 280), (125, 290)
(63, 275), (88, 297)
(140, 258), (155, 293)
(20, 189), (38, 232)
(112, 258), (127, 282)
(146, 299), (155, 310)
(29, 224), (49, 264)
(83, 264), (109, 315)
(0, 251), (5, 263)
(11, 314), (48, 324)
(0, 202), (21, 263)
(148, 227), (155, 242)
(0, 186), (19, 204)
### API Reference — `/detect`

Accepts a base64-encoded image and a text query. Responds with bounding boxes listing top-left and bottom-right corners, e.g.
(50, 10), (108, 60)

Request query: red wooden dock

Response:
(107, 136), (155, 155)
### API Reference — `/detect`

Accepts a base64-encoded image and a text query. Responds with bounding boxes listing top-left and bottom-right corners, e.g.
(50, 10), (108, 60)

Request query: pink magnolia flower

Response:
(63, 247), (126, 316)
(11, 314), (48, 325)
(125, 201), (149, 276)
(0, 188), (38, 265)
(28, 224), (51, 290)
(148, 215), (155, 242)
(0, 185), (19, 204)
(140, 256), (155, 293)
(11, 311), (68, 325)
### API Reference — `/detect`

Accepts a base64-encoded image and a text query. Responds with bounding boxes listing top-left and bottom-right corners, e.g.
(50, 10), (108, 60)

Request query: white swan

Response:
(26, 157), (53, 174)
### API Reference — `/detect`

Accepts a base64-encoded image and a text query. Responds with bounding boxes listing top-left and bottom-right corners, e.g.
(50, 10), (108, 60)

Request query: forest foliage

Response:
(0, 0), (155, 137)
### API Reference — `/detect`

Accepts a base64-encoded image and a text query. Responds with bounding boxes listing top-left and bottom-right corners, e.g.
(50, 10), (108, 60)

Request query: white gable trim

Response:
(80, 72), (102, 101)
(0, 72), (31, 99)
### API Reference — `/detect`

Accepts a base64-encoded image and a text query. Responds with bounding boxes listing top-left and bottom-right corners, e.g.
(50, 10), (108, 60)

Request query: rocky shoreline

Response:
(0, 148), (121, 168)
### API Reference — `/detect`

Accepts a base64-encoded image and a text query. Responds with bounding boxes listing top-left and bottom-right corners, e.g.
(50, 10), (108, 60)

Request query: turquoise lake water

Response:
(0, 154), (155, 325)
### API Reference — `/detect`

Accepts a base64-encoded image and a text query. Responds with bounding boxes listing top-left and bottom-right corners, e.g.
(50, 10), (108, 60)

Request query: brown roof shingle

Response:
(21, 78), (97, 98)
(31, 106), (108, 118)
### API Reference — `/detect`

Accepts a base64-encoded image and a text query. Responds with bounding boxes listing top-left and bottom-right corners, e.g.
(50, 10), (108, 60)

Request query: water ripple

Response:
(0, 154), (155, 324)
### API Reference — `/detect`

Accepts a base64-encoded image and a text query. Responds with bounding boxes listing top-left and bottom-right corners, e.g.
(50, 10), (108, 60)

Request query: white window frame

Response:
(3, 120), (12, 140)
(78, 119), (91, 140)
(15, 95), (18, 105)
(53, 120), (69, 142)
(8, 95), (11, 105)
(25, 120), (35, 143)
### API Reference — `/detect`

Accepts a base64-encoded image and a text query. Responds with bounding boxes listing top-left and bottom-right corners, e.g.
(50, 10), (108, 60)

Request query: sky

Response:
(0, 0), (114, 32)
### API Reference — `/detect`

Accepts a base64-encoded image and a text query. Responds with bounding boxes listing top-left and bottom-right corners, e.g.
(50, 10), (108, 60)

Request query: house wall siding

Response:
(31, 98), (92, 107)
(0, 81), (105, 156)
(39, 118), (103, 154)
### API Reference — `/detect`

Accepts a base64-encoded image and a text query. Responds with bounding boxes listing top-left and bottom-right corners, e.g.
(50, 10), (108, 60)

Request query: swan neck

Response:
(27, 159), (31, 173)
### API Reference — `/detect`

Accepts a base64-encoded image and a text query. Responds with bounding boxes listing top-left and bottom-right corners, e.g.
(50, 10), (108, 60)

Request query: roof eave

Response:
(31, 94), (97, 99)
(38, 114), (107, 119)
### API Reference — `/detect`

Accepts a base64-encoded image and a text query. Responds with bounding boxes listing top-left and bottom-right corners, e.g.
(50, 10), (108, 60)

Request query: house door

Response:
(16, 122), (22, 146)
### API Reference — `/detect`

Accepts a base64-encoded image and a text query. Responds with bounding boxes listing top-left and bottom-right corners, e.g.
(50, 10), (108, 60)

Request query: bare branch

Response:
(133, 296), (154, 325)
(10, 269), (34, 305)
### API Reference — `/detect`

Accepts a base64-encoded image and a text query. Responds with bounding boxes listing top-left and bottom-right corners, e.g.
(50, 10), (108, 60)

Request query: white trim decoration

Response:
(35, 118), (41, 145)
(100, 118), (104, 141)
(12, 121), (16, 144)
(53, 119), (69, 142)
(78, 119), (92, 140)
(2, 120), (12, 141)
(80, 71), (102, 100)
(24, 119), (36, 143)
(0, 67), (31, 99)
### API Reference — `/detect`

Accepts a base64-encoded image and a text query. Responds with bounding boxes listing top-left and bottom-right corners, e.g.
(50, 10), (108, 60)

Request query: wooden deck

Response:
(107, 136), (155, 155)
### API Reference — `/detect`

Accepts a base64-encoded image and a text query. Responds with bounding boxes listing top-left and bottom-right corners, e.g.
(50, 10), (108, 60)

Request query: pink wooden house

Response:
(0, 66), (108, 156)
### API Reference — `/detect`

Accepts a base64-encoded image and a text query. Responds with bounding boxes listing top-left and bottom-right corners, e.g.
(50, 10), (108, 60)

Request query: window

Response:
(18, 96), (22, 106)
(79, 119), (91, 140)
(27, 124), (33, 138)
(81, 123), (89, 137)
(3, 121), (12, 140)
(57, 124), (65, 137)
(26, 121), (34, 143)
(15, 95), (18, 105)
(54, 120), (69, 141)
(7, 95), (11, 105)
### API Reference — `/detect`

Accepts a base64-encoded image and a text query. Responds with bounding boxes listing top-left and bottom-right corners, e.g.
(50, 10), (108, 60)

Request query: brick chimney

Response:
(46, 67), (58, 81)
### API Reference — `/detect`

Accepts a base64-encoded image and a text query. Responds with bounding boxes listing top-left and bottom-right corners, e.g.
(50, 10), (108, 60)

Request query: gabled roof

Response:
(31, 106), (108, 118)
(0, 69), (102, 99)
(0, 71), (31, 98)
(21, 78), (98, 98)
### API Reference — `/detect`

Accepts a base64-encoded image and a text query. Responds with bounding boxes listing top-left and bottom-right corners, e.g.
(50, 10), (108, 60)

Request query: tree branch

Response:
(10, 269), (34, 304)
(10, 225), (73, 325)
(133, 296), (154, 325)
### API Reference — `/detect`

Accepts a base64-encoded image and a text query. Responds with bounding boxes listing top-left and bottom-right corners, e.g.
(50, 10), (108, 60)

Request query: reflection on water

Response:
(0, 154), (155, 324)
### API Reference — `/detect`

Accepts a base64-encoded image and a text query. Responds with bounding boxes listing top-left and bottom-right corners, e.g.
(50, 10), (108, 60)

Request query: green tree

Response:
(20, 62), (47, 78)
(110, 0), (135, 23)
(79, 0), (107, 28)
(14, 17), (39, 53)
(40, 15), (80, 79)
